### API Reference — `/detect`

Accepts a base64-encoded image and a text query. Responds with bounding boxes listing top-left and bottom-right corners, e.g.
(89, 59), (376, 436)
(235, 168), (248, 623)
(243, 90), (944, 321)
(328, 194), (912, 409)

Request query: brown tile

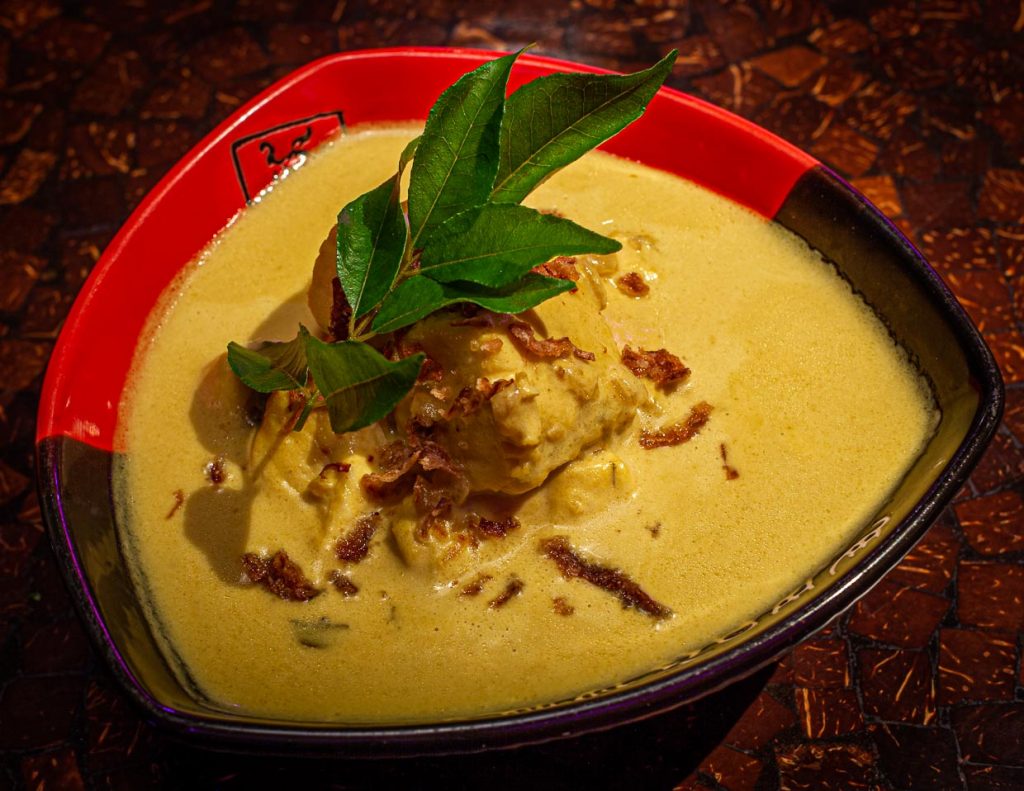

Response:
(769, 651), (794, 684)
(141, 68), (212, 120)
(900, 180), (974, 229)
(0, 338), (50, 393)
(0, 250), (41, 313)
(0, 675), (84, 749)
(21, 619), (91, 673)
(0, 35), (8, 87)
(775, 742), (875, 790)
(879, 29), (972, 92)
(953, 703), (1024, 765)
(701, 745), (763, 791)
(671, 35), (726, 77)
(691, 64), (782, 118)
(794, 687), (863, 738)
(940, 135), (992, 180)
(791, 639), (850, 688)
(844, 82), (916, 142)
(986, 332), (1024, 386)
(725, 690), (796, 751)
(963, 764), (1024, 791)
(970, 430), (1024, 490)
(267, 22), (336, 64)
(63, 122), (136, 180)
(630, 6), (690, 46)
(755, 94), (832, 148)
(1002, 387), (1024, 444)
(956, 489), (1024, 556)
(134, 121), (199, 170)
(570, 16), (637, 58)
(70, 49), (150, 117)
(0, 517), (42, 582)
(981, 93), (1024, 156)
(60, 234), (108, 290)
(918, 227), (998, 275)
(701, 1), (771, 61)
(810, 122), (878, 177)
(0, 0), (60, 37)
(750, 46), (826, 88)
(869, 721), (959, 791)
(858, 647), (936, 724)
(188, 27), (270, 84)
(850, 175), (901, 218)
(753, 0), (823, 38)
(809, 60), (868, 108)
(20, 749), (84, 791)
(979, 168), (1024, 223)
(942, 269), (1015, 333)
(17, 287), (67, 338)
(0, 458), (29, 505)
(886, 517), (959, 594)
(847, 580), (949, 648)
(869, 3), (922, 39)
(20, 17), (110, 64)
(0, 99), (42, 146)
(60, 176), (126, 232)
(0, 149), (56, 205)
(998, 226), (1024, 277)
(808, 18), (873, 54)
(938, 628), (1018, 705)
(85, 680), (159, 771)
(957, 560), (1024, 631)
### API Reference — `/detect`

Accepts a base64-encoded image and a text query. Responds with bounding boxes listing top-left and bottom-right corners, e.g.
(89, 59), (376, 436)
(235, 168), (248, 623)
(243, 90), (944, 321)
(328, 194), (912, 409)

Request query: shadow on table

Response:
(161, 664), (771, 789)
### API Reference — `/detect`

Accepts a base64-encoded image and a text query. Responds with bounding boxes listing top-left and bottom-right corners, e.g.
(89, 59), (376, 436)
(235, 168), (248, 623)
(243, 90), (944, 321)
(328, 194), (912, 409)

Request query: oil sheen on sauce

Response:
(115, 126), (936, 723)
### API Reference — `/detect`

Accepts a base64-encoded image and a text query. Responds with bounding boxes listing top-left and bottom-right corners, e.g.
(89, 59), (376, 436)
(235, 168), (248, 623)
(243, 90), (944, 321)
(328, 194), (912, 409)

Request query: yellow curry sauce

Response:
(115, 126), (936, 723)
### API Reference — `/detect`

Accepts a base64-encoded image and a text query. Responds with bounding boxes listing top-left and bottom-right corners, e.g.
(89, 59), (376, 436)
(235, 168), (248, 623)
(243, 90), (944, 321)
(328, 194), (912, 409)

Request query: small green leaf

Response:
(399, 135), (421, 171)
(227, 326), (309, 392)
(418, 203), (620, 287)
(408, 51), (520, 248)
(491, 50), (677, 204)
(304, 335), (424, 433)
(336, 174), (406, 320)
(372, 272), (577, 334)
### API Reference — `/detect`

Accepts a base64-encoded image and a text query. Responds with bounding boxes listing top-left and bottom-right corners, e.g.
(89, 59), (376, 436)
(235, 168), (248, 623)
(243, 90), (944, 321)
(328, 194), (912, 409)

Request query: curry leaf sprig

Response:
(228, 49), (677, 434)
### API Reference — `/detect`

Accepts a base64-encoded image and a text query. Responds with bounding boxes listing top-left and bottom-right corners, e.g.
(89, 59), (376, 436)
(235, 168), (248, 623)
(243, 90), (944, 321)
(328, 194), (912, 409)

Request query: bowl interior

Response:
(36, 48), (1002, 752)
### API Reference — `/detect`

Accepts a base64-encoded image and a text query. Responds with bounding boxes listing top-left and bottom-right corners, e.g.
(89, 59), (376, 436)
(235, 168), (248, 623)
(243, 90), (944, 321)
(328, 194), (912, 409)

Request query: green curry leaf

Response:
(372, 272), (576, 334)
(227, 326), (310, 392)
(336, 174), (407, 320)
(418, 203), (620, 287)
(491, 50), (677, 204)
(304, 335), (424, 433)
(407, 50), (520, 248)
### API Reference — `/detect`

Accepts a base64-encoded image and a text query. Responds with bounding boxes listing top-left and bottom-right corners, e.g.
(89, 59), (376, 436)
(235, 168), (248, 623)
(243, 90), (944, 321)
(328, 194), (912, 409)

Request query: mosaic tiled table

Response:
(1, 1), (1022, 788)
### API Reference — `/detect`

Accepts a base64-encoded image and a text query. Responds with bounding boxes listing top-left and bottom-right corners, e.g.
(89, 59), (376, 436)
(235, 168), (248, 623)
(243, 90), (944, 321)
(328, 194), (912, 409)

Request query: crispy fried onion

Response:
(616, 271), (649, 297)
(242, 550), (321, 601)
(328, 570), (359, 596)
(446, 377), (513, 418)
(507, 318), (595, 361)
(335, 512), (382, 563)
(532, 255), (580, 287)
(621, 346), (689, 387)
(540, 537), (671, 619)
(451, 312), (595, 362)
(361, 429), (468, 503)
(488, 576), (524, 609)
(413, 476), (520, 545)
(639, 401), (713, 449)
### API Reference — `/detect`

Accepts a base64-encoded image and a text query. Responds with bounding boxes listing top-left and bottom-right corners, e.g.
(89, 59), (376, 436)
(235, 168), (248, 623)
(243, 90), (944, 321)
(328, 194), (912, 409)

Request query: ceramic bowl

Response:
(36, 47), (1003, 755)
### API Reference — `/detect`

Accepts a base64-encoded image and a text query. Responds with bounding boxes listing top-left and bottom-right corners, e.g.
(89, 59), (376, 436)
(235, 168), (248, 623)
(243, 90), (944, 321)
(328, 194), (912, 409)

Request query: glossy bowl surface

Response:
(36, 47), (1003, 755)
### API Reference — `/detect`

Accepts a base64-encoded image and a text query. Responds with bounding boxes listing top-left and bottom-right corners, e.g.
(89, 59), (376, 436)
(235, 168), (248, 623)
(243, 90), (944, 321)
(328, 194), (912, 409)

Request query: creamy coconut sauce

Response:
(115, 126), (936, 723)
